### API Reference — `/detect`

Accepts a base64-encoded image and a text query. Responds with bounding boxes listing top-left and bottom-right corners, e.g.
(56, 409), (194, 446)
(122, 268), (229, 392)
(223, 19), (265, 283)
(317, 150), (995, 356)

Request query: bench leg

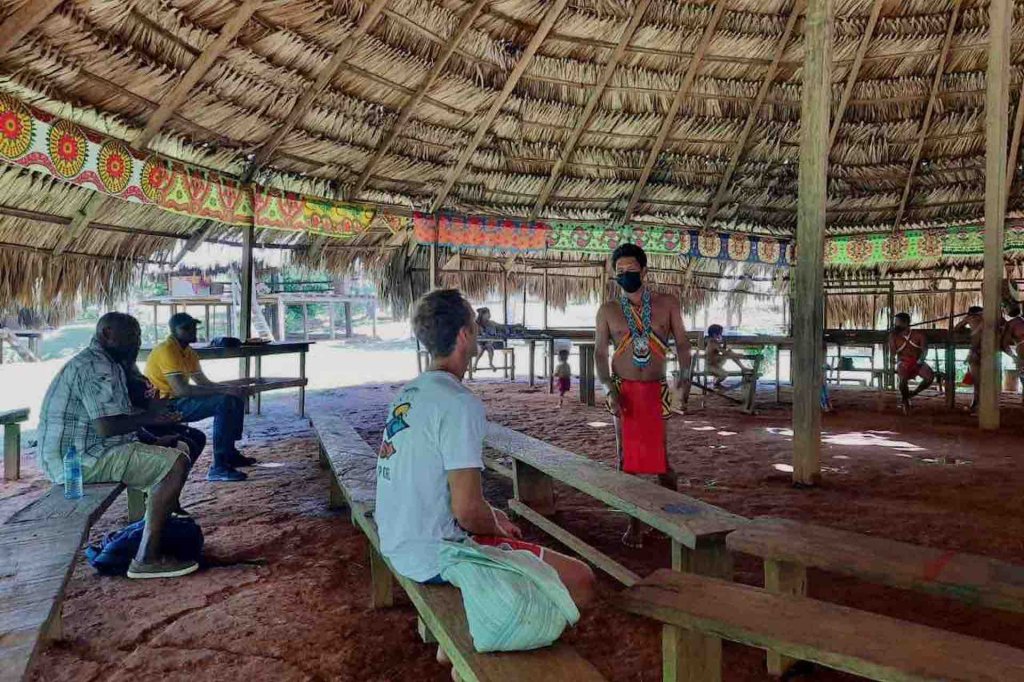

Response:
(329, 477), (346, 510)
(45, 608), (62, 641)
(3, 422), (20, 481)
(764, 559), (807, 676)
(318, 444), (329, 469)
(417, 617), (437, 644)
(663, 539), (732, 682)
(512, 460), (556, 516)
(369, 544), (395, 608)
(127, 488), (146, 523)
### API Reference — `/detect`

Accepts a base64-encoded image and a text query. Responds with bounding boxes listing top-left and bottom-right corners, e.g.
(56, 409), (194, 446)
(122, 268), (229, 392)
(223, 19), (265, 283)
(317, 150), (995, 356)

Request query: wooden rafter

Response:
(704, 1), (803, 228)
(349, 0), (489, 199)
(827, 0), (887, 152)
(170, 220), (217, 265)
(53, 195), (106, 256)
(133, 0), (261, 151)
(891, 0), (963, 230)
(0, 0), (63, 58)
(250, 0), (390, 169)
(429, 0), (569, 213)
(619, 1), (725, 226)
(528, 0), (654, 222)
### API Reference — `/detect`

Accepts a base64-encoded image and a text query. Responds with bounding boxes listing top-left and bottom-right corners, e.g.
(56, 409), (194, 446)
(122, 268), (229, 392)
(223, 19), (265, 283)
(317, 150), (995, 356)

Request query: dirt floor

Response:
(16, 380), (1024, 681)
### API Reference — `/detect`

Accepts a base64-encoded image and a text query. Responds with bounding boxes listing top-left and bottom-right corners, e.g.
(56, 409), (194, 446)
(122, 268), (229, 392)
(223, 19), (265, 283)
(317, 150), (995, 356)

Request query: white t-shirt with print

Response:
(375, 370), (487, 582)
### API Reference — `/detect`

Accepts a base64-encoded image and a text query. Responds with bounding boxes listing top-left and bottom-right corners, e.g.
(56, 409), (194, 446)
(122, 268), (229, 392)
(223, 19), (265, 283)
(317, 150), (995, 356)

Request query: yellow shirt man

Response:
(145, 336), (201, 399)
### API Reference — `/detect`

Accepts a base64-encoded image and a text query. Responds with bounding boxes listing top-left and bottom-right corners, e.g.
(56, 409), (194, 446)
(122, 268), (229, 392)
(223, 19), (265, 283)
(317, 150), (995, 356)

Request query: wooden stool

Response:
(1, 408), (30, 481)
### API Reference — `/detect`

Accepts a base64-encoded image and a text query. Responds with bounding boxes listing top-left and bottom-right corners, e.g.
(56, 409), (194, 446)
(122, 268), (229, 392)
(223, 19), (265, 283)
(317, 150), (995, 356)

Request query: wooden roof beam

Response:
(1005, 72), (1024, 197)
(0, 0), (63, 58)
(132, 0), (261, 151)
(250, 0), (390, 170)
(891, 0), (963, 231)
(619, 1), (725, 226)
(349, 0), (489, 199)
(704, 1), (803, 229)
(429, 0), (569, 214)
(827, 0), (889, 152)
(528, 0), (654, 223)
(170, 220), (217, 265)
(53, 195), (106, 256)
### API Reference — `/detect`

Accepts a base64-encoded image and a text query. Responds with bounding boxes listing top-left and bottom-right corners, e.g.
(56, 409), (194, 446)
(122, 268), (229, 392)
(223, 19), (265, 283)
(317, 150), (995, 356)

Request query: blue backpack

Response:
(84, 517), (204, 576)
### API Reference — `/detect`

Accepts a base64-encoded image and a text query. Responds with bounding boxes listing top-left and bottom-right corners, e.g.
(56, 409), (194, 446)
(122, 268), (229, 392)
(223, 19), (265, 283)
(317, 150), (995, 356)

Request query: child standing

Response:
(555, 349), (572, 407)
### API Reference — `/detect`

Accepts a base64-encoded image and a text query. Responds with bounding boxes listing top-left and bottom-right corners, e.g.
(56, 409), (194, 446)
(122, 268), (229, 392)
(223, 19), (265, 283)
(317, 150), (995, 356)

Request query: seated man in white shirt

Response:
(375, 289), (595, 619)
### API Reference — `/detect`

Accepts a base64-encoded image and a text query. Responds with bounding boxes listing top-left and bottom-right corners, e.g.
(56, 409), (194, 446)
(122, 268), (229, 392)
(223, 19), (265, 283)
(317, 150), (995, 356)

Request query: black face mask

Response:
(616, 271), (643, 294)
(104, 344), (138, 365)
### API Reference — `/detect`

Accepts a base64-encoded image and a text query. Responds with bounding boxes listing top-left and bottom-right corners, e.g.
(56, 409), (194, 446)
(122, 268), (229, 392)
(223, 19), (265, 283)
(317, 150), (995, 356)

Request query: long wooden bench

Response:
(1, 484), (125, 680)
(727, 517), (1024, 675)
(483, 423), (745, 682)
(2, 408), (29, 481)
(309, 412), (606, 682)
(619, 569), (1024, 682)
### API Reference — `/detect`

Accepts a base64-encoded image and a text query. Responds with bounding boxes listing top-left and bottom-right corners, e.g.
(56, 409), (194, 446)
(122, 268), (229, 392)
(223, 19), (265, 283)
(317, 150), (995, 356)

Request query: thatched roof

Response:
(2, 0), (1024, 318)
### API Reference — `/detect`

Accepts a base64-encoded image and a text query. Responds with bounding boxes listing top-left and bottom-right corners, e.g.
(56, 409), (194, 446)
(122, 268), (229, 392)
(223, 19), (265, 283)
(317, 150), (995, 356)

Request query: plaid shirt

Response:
(37, 339), (136, 481)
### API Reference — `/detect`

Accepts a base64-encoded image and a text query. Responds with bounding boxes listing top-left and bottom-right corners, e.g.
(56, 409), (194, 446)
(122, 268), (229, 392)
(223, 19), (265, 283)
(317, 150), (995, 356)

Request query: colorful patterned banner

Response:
(413, 212), (549, 252)
(0, 94), (373, 237)
(547, 221), (794, 266)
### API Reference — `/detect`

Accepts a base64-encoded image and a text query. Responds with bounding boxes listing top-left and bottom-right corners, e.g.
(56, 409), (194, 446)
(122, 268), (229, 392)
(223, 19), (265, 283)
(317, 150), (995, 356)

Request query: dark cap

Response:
(168, 312), (201, 330)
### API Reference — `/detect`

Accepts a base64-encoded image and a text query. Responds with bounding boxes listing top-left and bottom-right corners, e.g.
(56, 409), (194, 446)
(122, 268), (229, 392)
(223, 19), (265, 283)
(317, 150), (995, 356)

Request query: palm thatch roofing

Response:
(1, 0), (1023, 319)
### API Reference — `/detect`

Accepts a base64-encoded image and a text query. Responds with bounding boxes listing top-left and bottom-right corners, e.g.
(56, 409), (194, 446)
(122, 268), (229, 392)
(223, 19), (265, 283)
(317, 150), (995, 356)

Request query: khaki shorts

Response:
(84, 441), (188, 494)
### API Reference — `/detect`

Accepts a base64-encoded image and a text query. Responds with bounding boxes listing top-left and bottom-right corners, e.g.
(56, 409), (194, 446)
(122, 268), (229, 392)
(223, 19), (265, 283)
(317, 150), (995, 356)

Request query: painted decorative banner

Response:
(547, 221), (794, 266)
(0, 94), (373, 237)
(414, 212), (549, 252)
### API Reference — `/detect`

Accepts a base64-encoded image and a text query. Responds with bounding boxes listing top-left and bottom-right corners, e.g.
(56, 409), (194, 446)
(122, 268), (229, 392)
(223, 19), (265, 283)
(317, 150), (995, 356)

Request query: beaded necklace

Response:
(620, 288), (653, 368)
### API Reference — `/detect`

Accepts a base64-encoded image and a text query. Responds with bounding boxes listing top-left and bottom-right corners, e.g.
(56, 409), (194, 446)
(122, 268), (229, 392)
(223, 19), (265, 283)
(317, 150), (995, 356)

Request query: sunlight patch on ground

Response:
(587, 421), (612, 428)
(690, 426), (717, 431)
(773, 463), (794, 473)
(717, 431), (737, 436)
(765, 427), (926, 455)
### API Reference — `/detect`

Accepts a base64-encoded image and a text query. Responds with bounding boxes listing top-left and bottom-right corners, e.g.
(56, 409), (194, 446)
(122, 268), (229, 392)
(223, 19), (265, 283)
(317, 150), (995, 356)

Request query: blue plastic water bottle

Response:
(63, 445), (83, 500)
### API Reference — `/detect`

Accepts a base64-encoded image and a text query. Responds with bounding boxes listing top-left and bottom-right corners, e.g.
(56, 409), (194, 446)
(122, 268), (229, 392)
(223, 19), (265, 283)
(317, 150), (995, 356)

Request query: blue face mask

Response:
(616, 271), (643, 293)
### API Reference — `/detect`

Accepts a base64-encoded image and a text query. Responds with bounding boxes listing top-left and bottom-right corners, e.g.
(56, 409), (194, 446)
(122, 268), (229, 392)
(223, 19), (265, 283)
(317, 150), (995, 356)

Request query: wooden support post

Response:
(4, 422), (21, 481)
(503, 271), (510, 325)
(981, 0), (1012, 430)
(529, 340), (536, 388)
(664, 539), (733, 682)
(764, 559), (808, 676)
(344, 301), (353, 338)
(946, 284), (958, 409)
(369, 543), (395, 608)
(429, 241), (438, 289)
(512, 460), (556, 516)
(328, 303), (336, 340)
(302, 304), (309, 341)
(299, 349), (307, 418)
(204, 305), (211, 342)
(239, 225), (255, 380)
(542, 270), (549, 330)
(792, 0), (831, 487)
(276, 298), (286, 341)
(127, 489), (146, 523)
(548, 338), (556, 394)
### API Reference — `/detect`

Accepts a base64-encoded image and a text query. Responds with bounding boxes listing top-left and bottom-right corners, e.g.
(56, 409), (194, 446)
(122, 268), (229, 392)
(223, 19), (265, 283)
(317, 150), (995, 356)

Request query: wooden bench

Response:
(727, 517), (1024, 675)
(309, 412), (606, 682)
(683, 352), (762, 414)
(2, 408), (29, 481)
(1, 484), (125, 681)
(484, 423), (744, 682)
(619, 569), (1024, 682)
(221, 376), (309, 415)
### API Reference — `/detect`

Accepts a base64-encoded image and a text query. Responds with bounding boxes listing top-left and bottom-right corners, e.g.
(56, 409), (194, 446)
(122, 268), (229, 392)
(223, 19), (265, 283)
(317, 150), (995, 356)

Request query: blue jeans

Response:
(171, 394), (244, 469)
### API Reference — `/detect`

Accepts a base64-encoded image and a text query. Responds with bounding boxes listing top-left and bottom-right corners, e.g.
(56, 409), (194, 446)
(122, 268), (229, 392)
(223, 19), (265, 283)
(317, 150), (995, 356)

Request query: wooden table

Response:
(138, 341), (312, 417)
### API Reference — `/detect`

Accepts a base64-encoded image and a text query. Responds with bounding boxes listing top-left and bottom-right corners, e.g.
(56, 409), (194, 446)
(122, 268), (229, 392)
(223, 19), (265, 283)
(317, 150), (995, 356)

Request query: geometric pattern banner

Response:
(413, 212), (549, 252)
(0, 94), (374, 237)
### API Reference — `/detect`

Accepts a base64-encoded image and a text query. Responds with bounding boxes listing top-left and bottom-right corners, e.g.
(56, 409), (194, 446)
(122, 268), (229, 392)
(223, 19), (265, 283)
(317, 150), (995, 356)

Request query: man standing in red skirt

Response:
(596, 243), (691, 547)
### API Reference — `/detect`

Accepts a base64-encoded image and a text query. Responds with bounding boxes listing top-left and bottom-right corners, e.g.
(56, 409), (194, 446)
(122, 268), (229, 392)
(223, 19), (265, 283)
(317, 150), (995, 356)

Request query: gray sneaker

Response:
(127, 558), (199, 579)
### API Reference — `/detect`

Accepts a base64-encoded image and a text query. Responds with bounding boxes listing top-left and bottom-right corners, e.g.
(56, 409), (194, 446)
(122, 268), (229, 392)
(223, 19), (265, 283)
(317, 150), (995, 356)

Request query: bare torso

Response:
(599, 292), (676, 381)
(890, 330), (926, 362)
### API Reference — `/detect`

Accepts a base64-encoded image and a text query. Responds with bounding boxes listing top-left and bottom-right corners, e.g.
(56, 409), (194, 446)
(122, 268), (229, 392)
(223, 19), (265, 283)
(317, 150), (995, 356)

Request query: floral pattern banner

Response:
(413, 212), (549, 252)
(0, 94), (373, 236)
